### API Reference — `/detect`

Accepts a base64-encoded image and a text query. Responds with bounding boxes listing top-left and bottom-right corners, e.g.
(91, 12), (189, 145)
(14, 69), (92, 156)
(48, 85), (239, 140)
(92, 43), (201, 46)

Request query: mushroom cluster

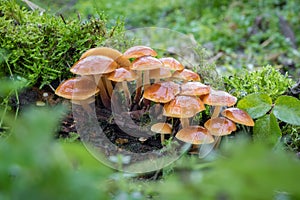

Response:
(55, 45), (254, 152)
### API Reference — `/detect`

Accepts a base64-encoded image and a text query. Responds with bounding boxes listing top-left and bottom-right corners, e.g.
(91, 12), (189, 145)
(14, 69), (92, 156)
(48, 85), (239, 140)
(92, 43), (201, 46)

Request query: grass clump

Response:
(0, 0), (124, 88)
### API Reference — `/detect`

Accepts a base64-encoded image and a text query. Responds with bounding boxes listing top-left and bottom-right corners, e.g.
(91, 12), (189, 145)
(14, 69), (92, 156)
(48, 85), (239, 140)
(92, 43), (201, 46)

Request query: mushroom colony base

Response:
(51, 45), (254, 159)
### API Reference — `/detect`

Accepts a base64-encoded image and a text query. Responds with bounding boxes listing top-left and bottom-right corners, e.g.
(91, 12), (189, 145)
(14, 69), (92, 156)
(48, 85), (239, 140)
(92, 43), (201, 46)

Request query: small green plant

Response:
(223, 65), (295, 101)
(237, 93), (300, 145)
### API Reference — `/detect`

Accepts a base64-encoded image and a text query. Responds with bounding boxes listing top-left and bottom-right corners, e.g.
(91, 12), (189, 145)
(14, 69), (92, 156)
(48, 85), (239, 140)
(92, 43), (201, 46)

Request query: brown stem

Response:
(211, 106), (221, 118)
(104, 77), (114, 98)
(95, 75), (111, 109)
(72, 98), (94, 114)
(133, 71), (143, 104)
(180, 118), (189, 128)
(122, 81), (131, 108)
(160, 134), (165, 144)
(143, 70), (150, 89)
(211, 106), (222, 148)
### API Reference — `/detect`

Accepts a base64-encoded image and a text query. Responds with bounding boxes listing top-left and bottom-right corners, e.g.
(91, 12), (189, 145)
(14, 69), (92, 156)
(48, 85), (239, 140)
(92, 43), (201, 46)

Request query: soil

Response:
(8, 85), (172, 153)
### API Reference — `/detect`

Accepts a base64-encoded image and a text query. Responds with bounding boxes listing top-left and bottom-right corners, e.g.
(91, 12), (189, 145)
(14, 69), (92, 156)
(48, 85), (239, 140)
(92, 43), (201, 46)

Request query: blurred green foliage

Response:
(0, 95), (113, 199)
(1, 1), (300, 199)
(0, 0), (124, 88)
(1, 79), (300, 199)
(151, 140), (300, 200)
(72, 0), (300, 78)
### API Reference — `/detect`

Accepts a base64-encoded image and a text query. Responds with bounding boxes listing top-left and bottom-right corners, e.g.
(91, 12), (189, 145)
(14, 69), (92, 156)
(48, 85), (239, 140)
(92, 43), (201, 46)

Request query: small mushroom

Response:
(143, 81), (180, 103)
(70, 55), (118, 109)
(163, 95), (205, 128)
(80, 46), (131, 69)
(107, 67), (138, 107)
(221, 107), (255, 126)
(175, 126), (214, 145)
(132, 55), (164, 86)
(159, 57), (184, 71)
(149, 67), (172, 83)
(204, 117), (237, 136)
(55, 76), (99, 113)
(151, 122), (172, 144)
(123, 45), (157, 59)
(172, 69), (201, 82)
(131, 56), (164, 104)
(202, 89), (237, 118)
(79, 47), (131, 98)
(180, 82), (210, 96)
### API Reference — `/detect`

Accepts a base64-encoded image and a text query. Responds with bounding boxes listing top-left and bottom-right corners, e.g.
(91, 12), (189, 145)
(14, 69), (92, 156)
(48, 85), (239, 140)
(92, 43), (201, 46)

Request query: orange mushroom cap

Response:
(172, 69), (201, 82)
(204, 117), (237, 136)
(70, 55), (118, 75)
(176, 126), (214, 145)
(159, 57), (184, 71)
(131, 56), (164, 71)
(202, 89), (237, 107)
(107, 67), (137, 82)
(151, 122), (172, 134)
(180, 82), (210, 96)
(221, 107), (255, 126)
(143, 81), (180, 103)
(55, 77), (99, 101)
(123, 45), (157, 59)
(79, 47), (131, 68)
(163, 95), (205, 118)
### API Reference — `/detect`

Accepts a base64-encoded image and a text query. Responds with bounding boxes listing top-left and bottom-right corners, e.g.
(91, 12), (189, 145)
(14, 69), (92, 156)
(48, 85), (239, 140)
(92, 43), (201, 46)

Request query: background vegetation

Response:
(1, 0), (300, 199)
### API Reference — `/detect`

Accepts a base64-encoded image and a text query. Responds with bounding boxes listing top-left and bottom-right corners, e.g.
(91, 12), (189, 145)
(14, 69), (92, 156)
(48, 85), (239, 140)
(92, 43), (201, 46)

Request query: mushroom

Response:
(70, 55), (118, 109)
(149, 67), (172, 83)
(204, 117), (237, 136)
(172, 69), (201, 82)
(123, 45), (157, 59)
(202, 89), (237, 118)
(55, 76), (99, 113)
(221, 107), (255, 126)
(131, 55), (164, 87)
(143, 81), (180, 103)
(123, 45), (158, 105)
(175, 126), (214, 145)
(107, 67), (138, 108)
(151, 122), (172, 144)
(159, 57), (184, 72)
(79, 47), (131, 98)
(180, 82), (210, 96)
(163, 95), (205, 128)
(79, 46), (131, 69)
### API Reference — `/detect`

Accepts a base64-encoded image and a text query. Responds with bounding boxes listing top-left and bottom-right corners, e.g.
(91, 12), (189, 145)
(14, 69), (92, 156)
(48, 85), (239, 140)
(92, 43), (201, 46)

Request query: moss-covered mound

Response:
(0, 0), (124, 88)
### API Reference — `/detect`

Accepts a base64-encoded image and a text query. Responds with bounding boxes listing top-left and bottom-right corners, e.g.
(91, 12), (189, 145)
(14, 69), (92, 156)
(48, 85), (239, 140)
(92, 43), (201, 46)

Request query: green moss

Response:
(0, 0), (124, 88)
(223, 65), (295, 101)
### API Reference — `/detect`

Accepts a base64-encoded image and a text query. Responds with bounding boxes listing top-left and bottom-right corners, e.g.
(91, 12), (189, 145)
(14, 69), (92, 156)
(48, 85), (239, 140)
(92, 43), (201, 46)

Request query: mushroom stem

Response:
(210, 106), (223, 148)
(133, 71), (142, 105)
(95, 75), (111, 109)
(160, 134), (165, 144)
(143, 70), (150, 89)
(211, 106), (221, 118)
(122, 81), (131, 108)
(154, 78), (160, 83)
(72, 100), (93, 114)
(104, 77), (114, 98)
(180, 118), (190, 128)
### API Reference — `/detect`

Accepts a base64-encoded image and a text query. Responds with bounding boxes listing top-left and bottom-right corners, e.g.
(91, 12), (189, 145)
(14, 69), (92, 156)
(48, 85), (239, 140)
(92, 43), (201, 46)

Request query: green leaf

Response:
(237, 93), (272, 119)
(273, 95), (300, 125)
(253, 113), (281, 144)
